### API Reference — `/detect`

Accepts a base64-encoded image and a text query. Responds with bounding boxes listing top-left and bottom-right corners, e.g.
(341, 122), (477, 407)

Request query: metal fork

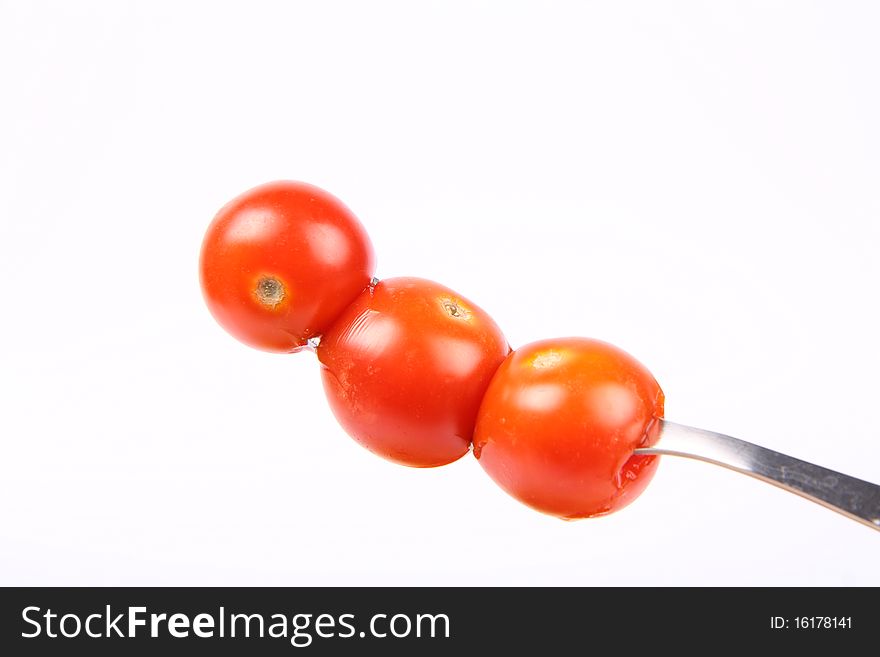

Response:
(634, 420), (880, 531)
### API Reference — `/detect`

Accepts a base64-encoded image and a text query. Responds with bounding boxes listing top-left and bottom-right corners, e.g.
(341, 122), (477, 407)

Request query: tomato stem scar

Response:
(441, 298), (471, 320)
(255, 276), (285, 308)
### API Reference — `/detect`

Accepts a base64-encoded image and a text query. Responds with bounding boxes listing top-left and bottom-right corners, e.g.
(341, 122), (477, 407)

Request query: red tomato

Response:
(199, 181), (375, 353)
(474, 337), (664, 519)
(318, 277), (510, 467)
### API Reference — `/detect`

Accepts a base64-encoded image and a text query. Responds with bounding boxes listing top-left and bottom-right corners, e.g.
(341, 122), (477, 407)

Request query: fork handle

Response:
(634, 419), (880, 531)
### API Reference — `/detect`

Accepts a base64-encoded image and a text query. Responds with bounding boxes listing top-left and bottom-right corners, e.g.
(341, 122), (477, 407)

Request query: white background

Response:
(1, 1), (878, 586)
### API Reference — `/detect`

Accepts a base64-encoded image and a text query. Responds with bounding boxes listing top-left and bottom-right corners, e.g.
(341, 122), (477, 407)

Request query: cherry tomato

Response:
(318, 277), (510, 467)
(474, 337), (664, 519)
(199, 181), (375, 353)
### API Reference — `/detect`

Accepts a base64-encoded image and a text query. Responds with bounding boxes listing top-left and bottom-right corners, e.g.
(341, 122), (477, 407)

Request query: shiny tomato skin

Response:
(317, 277), (510, 467)
(199, 181), (375, 353)
(474, 337), (664, 519)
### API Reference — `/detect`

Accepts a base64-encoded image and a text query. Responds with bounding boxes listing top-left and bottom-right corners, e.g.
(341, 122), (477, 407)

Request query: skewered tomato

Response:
(318, 277), (509, 467)
(199, 181), (375, 353)
(473, 337), (664, 519)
